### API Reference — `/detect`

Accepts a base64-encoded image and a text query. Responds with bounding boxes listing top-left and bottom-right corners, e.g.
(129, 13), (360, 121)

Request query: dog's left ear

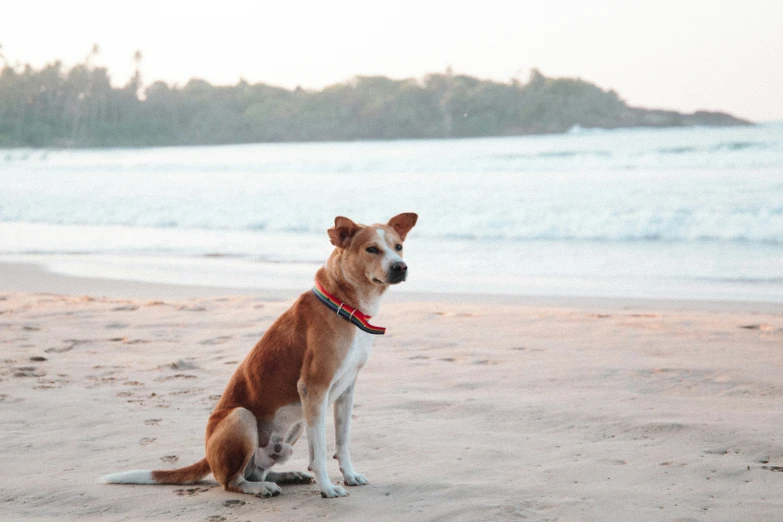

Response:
(328, 216), (361, 249)
(387, 212), (418, 241)
(284, 422), (304, 446)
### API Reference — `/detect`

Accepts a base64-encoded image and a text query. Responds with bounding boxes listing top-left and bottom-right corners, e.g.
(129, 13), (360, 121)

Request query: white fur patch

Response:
(99, 470), (155, 484)
(328, 331), (373, 404)
(376, 228), (403, 271)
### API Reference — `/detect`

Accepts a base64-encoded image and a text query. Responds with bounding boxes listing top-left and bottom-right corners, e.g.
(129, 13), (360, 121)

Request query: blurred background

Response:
(1, 0), (781, 301)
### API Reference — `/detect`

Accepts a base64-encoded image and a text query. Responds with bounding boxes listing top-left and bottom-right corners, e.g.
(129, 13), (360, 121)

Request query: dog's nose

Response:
(391, 261), (407, 275)
(274, 443), (282, 453)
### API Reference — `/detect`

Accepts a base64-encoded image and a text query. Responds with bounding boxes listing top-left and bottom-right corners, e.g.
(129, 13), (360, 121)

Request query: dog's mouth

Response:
(372, 276), (407, 285)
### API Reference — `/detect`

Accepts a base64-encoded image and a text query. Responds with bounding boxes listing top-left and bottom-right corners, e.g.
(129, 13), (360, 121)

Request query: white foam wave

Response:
(1, 124), (782, 249)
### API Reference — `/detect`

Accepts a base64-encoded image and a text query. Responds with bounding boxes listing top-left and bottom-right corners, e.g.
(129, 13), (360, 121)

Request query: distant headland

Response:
(0, 58), (750, 148)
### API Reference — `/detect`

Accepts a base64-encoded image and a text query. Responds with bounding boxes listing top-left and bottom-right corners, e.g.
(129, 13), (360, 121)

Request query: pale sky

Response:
(2, 0), (781, 121)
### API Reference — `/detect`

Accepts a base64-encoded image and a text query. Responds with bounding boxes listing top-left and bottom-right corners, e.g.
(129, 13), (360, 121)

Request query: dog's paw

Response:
(266, 470), (314, 485)
(252, 481), (282, 498)
(343, 472), (369, 486)
(320, 484), (348, 498)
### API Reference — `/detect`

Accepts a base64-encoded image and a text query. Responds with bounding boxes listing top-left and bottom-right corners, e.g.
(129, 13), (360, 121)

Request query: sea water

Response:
(1, 123), (782, 301)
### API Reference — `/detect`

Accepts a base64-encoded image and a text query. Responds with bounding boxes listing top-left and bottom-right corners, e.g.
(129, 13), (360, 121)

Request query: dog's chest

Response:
(328, 331), (374, 403)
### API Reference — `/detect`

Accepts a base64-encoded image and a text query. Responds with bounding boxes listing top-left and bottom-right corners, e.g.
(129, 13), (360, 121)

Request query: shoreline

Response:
(3, 260), (783, 314)
(0, 120), (760, 152)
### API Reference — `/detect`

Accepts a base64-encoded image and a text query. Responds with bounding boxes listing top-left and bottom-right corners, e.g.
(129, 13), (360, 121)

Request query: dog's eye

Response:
(395, 244), (402, 251)
(365, 246), (379, 254)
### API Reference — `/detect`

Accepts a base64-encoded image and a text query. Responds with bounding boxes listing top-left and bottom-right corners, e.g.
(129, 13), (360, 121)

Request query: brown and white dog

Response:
(102, 213), (417, 498)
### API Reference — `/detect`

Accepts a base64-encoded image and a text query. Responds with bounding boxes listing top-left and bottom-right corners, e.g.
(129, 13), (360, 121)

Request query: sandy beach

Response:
(1, 263), (782, 521)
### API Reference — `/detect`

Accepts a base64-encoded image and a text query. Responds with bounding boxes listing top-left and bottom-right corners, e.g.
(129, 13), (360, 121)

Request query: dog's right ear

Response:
(327, 216), (361, 249)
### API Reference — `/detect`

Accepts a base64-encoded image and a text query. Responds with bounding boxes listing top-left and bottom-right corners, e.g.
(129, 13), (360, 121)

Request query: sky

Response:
(1, 0), (781, 121)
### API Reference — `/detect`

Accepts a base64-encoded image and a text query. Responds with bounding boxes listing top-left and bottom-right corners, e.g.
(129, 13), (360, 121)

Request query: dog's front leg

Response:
(334, 382), (368, 486)
(301, 386), (347, 498)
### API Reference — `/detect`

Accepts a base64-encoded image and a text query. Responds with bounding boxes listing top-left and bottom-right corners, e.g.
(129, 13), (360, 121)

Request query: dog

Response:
(102, 213), (417, 498)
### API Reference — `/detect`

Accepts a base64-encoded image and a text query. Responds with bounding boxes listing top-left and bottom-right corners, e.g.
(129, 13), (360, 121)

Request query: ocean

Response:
(1, 123), (782, 302)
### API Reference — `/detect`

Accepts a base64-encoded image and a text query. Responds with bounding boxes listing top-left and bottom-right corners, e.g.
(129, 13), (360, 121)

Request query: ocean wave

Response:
(2, 179), (782, 244)
(657, 146), (697, 155)
(2, 123), (781, 173)
(695, 276), (783, 284)
(710, 141), (768, 152)
(1, 126), (782, 249)
(2, 209), (781, 245)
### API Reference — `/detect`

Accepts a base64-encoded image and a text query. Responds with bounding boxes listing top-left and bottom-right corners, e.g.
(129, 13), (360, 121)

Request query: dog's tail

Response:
(100, 458), (211, 485)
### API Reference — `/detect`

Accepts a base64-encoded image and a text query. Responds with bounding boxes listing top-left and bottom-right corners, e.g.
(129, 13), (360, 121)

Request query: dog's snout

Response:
(386, 261), (408, 284)
(273, 443), (283, 454)
(391, 261), (407, 274)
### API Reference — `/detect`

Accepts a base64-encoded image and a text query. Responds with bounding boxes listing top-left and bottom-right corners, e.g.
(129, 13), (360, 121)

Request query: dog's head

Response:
(327, 213), (418, 287)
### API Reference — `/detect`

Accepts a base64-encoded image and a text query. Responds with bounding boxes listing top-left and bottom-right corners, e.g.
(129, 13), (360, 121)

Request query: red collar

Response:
(312, 280), (386, 335)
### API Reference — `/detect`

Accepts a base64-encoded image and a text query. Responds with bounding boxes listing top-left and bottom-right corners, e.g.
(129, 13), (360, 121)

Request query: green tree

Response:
(0, 52), (750, 148)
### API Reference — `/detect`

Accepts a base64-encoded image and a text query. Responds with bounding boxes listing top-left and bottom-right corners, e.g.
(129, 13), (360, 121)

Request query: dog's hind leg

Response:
(265, 470), (315, 484)
(206, 407), (282, 497)
(265, 421), (313, 485)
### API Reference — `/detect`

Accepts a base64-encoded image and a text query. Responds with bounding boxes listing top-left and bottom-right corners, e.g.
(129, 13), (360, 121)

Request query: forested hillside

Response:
(0, 54), (749, 147)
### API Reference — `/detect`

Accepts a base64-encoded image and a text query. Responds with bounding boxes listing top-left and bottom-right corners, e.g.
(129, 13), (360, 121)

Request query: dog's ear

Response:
(284, 422), (304, 446)
(328, 216), (361, 249)
(387, 213), (418, 241)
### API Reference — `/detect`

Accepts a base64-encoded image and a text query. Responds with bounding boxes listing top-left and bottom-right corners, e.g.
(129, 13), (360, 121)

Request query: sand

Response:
(1, 265), (782, 521)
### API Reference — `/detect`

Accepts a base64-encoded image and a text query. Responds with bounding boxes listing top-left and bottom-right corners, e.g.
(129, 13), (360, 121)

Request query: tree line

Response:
(0, 49), (749, 148)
